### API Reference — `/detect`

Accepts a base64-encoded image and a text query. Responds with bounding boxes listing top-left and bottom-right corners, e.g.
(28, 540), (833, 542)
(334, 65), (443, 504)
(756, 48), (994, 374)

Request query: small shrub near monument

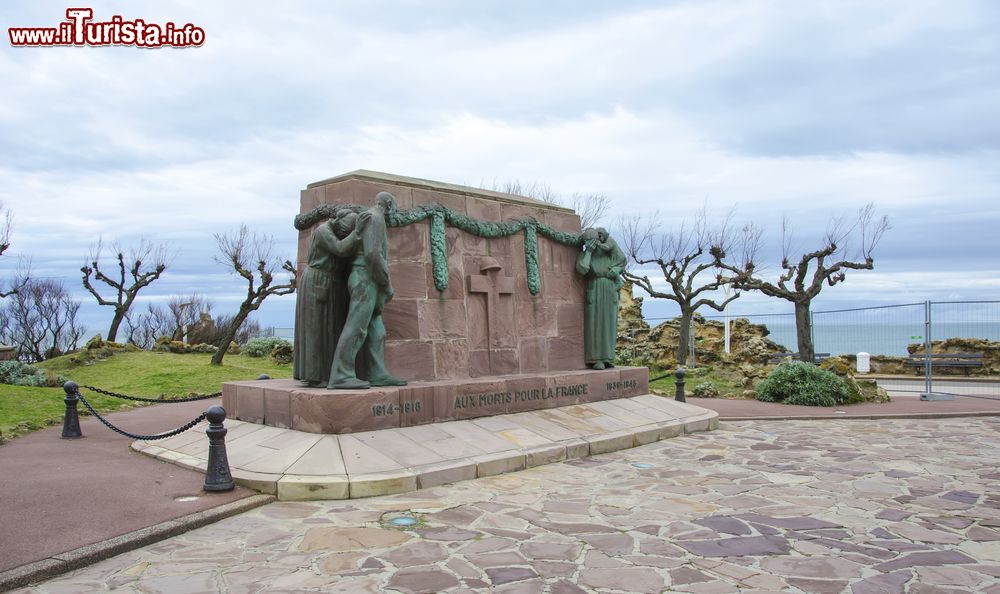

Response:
(756, 361), (847, 407)
(244, 337), (292, 358)
(0, 360), (67, 387)
(692, 381), (721, 398)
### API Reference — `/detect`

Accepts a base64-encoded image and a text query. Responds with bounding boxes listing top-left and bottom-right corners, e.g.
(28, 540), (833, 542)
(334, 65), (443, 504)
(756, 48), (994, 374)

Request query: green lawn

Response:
(0, 352), (293, 443)
(648, 366), (747, 398)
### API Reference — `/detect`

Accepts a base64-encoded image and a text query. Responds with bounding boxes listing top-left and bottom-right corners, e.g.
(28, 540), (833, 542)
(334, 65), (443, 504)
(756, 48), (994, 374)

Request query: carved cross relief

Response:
(467, 257), (515, 370)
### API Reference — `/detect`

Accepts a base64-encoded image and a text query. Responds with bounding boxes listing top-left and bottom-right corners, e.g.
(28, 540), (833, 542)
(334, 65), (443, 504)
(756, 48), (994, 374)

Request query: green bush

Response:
(244, 337), (292, 358)
(270, 343), (293, 364)
(756, 361), (847, 407)
(692, 381), (720, 398)
(191, 343), (218, 353)
(0, 360), (67, 387)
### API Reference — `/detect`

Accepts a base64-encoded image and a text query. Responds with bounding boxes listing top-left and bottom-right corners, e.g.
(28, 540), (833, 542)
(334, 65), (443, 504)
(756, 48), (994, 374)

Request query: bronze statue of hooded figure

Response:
(575, 227), (626, 369)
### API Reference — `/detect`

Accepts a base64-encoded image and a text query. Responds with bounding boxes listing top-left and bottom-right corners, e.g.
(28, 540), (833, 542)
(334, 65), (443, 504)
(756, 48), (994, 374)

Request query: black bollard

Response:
(61, 381), (83, 439)
(203, 405), (235, 492)
(675, 367), (686, 403)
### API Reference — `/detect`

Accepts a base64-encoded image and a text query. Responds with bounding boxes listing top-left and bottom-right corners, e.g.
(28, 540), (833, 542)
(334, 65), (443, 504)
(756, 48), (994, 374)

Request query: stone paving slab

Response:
(134, 396), (717, 500)
(19, 417), (1000, 594)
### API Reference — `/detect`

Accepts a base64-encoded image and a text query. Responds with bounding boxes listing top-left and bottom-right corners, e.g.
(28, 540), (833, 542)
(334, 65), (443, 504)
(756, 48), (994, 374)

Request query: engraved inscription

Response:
(454, 383), (588, 410)
(371, 400), (423, 417)
(606, 379), (638, 392)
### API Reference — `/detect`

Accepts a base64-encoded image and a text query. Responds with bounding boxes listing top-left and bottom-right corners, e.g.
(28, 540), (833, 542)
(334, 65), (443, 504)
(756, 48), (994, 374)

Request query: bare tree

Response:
(211, 225), (296, 365)
(620, 208), (759, 365)
(716, 203), (890, 363)
(0, 279), (85, 361)
(81, 239), (170, 342)
(485, 179), (611, 228)
(211, 313), (262, 345)
(566, 192), (612, 230)
(122, 303), (174, 349)
(0, 202), (28, 299)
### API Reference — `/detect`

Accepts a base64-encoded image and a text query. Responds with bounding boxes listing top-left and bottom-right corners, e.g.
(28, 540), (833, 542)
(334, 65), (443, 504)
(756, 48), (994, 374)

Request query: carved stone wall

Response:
(298, 170), (585, 381)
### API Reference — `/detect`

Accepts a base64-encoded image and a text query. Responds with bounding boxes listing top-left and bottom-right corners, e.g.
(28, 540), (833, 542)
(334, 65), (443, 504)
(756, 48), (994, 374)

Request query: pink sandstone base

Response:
(223, 367), (649, 435)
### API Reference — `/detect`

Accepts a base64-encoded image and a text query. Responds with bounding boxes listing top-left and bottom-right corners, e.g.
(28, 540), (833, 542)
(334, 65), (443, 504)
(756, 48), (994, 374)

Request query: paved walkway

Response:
(0, 398), (257, 577)
(134, 396), (716, 500)
(13, 417), (1000, 593)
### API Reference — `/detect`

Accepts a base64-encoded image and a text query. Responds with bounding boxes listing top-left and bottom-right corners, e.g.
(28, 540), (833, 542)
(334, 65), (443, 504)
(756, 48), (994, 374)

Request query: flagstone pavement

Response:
(14, 417), (1000, 594)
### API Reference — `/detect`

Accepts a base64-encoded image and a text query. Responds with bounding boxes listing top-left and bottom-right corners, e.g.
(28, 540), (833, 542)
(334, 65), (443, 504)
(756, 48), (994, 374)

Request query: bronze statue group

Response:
(294, 191), (626, 390)
(293, 192), (407, 389)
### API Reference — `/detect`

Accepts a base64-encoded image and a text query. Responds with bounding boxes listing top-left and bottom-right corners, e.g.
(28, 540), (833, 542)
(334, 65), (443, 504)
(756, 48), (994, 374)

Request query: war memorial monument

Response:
(135, 170), (717, 499)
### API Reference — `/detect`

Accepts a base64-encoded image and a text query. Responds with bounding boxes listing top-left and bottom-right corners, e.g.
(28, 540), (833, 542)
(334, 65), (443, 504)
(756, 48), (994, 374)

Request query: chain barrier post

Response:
(675, 367), (686, 402)
(203, 405), (234, 492)
(61, 381), (83, 439)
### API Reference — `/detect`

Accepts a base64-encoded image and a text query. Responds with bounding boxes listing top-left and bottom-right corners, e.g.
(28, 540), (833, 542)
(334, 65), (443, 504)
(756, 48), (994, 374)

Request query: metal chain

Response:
(76, 392), (208, 441)
(81, 385), (221, 403)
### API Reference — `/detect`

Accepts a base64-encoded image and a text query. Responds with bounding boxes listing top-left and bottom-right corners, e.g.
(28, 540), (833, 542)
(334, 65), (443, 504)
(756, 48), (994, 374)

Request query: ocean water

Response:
(743, 322), (1000, 357)
(268, 306), (1000, 358)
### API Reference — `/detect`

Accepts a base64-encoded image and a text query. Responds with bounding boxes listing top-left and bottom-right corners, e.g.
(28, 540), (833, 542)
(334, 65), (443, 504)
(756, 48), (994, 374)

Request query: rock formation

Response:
(616, 283), (788, 368)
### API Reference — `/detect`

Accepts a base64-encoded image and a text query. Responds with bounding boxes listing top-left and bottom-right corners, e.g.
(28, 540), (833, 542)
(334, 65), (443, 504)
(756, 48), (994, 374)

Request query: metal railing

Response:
(61, 382), (234, 491)
(637, 299), (1000, 401)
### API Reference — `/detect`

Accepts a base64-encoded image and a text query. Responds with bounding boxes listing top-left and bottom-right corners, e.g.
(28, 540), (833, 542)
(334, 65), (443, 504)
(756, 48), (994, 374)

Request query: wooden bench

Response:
(769, 352), (830, 364)
(906, 353), (984, 376)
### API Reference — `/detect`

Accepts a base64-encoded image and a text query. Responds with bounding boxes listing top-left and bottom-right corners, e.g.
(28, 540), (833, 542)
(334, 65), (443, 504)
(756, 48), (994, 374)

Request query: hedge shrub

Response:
(244, 337), (292, 358)
(0, 360), (67, 387)
(692, 381), (720, 398)
(756, 361), (847, 407)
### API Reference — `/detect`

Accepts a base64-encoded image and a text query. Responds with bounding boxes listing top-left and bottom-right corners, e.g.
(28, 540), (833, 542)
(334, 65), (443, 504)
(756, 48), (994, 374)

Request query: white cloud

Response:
(1, 0), (998, 332)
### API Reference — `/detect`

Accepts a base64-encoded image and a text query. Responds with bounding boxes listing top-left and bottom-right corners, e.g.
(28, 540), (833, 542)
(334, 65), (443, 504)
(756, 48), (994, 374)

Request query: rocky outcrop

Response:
(615, 286), (788, 368)
(646, 314), (787, 367)
(820, 356), (891, 403)
(616, 282), (666, 366)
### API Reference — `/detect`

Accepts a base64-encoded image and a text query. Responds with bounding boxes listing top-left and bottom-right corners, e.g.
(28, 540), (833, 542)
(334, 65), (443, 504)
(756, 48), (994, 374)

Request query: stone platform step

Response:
(132, 395), (717, 501)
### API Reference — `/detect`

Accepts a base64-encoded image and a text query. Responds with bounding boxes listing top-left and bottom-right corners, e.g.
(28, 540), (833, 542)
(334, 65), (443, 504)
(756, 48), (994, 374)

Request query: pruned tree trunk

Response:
(619, 209), (749, 370)
(81, 240), (169, 342)
(677, 309), (693, 366)
(210, 308), (249, 365)
(212, 225), (296, 366)
(107, 308), (125, 342)
(794, 301), (815, 364)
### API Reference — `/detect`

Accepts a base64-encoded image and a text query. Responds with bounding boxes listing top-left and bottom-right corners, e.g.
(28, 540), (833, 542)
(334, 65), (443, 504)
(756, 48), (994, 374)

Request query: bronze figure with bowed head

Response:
(575, 227), (626, 370)
(328, 192), (407, 389)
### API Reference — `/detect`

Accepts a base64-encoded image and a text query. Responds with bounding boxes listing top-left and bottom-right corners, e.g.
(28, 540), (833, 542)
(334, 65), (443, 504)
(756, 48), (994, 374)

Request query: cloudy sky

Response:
(1, 0), (998, 335)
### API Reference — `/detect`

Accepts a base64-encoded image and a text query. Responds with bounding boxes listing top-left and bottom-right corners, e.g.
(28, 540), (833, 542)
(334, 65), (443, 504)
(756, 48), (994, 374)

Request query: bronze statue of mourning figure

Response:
(575, 227), (626, 370)
(292, 192), (407, 390)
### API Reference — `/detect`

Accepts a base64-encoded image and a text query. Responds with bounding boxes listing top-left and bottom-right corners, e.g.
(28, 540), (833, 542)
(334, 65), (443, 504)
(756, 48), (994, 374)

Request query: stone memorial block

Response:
(227, 170), (649, 433)
(298, 170), (586, 381)
(231, 370), (649, 434)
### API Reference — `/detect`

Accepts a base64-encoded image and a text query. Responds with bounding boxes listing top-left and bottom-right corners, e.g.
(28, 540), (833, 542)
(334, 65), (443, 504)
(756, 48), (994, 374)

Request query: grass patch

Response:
(0, 351), (292, 443)
(648, 366), (747, 398)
